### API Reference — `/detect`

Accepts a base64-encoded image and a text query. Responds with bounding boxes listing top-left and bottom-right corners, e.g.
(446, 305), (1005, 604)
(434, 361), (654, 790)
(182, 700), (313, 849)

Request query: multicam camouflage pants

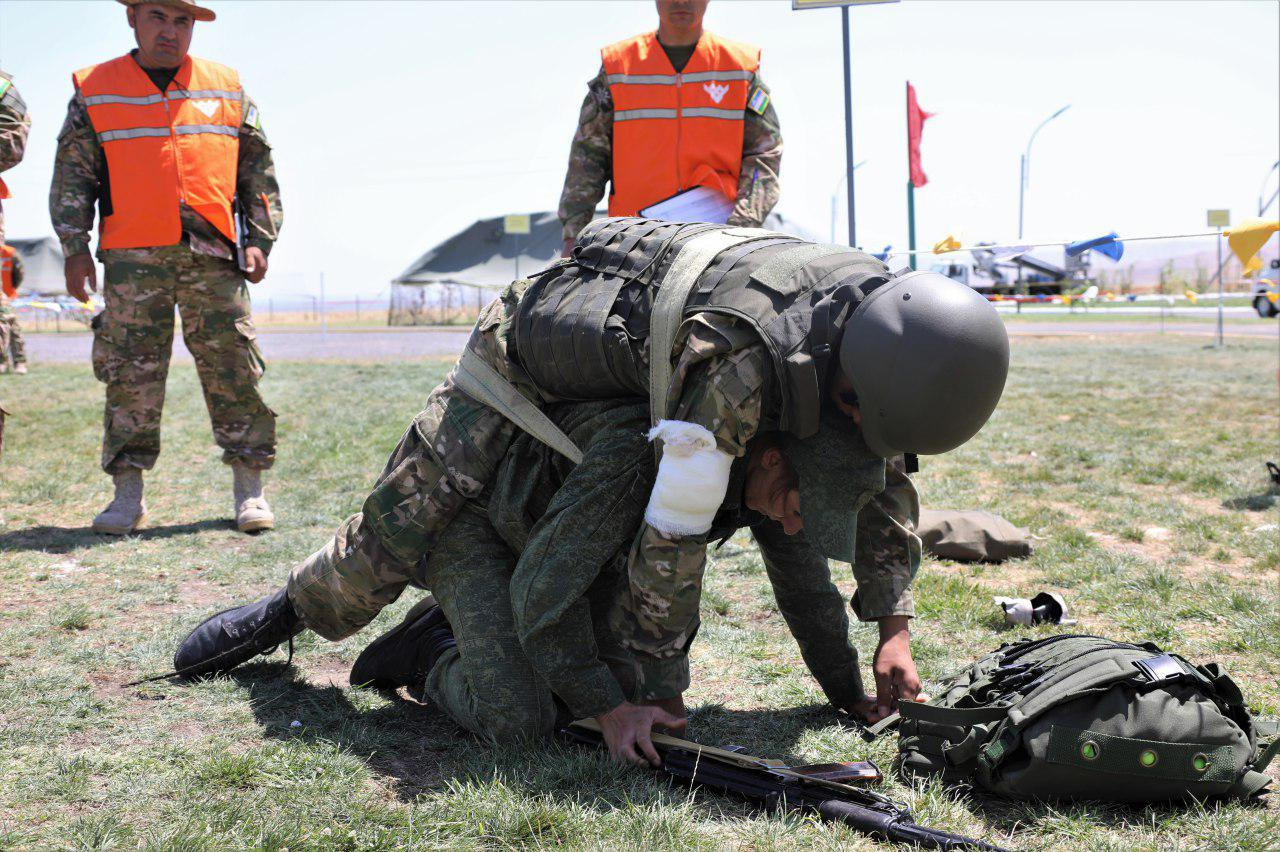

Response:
(287, 299), (519, 639)
(419, 504), (638, 743)
(93, 246), (276, 473)
(0, 304), (24, 368)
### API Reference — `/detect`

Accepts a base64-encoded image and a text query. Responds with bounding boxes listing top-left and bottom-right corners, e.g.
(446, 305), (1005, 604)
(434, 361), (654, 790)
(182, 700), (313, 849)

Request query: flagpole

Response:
(905, 81), (917, 270)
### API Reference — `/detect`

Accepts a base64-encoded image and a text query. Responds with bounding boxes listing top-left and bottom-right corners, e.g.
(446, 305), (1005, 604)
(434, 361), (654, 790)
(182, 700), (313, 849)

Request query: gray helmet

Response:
(839, 271), (1009, 458)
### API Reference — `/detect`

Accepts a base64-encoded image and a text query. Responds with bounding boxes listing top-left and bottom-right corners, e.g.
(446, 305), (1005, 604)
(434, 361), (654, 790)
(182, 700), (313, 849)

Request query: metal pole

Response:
(320, 272), (327, 340)
(1017, 154), (1026, 241)
(842, 5), (856, 247)
(906, 181), (917, 271)
(356, 296), (360, 321)
(1215, 228), (1224, 347)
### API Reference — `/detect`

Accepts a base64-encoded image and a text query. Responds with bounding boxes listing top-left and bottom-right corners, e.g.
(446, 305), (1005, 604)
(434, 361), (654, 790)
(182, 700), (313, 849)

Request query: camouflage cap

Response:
(117, 0), (216, 22)
(783, 417), (887, 563)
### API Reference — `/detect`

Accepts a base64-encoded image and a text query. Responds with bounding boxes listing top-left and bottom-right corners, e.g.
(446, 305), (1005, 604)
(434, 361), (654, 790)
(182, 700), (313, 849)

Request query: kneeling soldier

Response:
(175, 218), (1009, 761)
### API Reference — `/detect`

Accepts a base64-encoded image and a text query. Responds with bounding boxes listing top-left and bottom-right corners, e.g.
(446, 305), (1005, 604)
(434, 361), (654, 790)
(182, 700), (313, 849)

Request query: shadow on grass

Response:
(1223, 492), (1277, 511)
(0, 519), (231, 553)
(217, 663), (844, 817)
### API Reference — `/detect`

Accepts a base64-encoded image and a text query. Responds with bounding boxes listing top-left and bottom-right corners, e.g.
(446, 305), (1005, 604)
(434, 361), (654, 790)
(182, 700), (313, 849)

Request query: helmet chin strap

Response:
(810, 273), (888, 410)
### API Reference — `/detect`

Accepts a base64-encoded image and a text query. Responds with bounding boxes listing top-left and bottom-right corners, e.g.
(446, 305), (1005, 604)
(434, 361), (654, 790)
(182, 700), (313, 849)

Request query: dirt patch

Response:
(302, 657), (353, 690)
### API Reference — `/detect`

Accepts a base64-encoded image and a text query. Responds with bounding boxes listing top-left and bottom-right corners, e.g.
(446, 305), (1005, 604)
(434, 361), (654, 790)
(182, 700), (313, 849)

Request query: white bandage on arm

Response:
(643, 420), (735, 537)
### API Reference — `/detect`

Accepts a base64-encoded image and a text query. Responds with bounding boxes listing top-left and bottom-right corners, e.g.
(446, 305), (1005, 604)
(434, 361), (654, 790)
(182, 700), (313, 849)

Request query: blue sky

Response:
(1, 0), (1277, 299)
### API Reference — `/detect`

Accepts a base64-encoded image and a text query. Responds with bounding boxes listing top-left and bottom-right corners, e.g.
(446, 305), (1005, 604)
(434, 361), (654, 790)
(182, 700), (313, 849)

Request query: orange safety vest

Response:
(601, 31), (759, 218)
(72, 54), (242, 250)
(1, 244), (16, 298)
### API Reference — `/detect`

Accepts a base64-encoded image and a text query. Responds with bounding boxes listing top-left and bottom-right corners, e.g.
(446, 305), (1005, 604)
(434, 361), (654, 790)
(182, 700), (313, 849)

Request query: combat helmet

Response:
(839, 271), (1009, 459)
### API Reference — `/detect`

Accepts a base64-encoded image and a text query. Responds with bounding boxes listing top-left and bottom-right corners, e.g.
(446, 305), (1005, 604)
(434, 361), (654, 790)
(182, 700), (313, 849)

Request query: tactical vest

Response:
(1, 245), (16, 299)
(602, 32), (759, 217)
(73, 54), (242, 250)
(512, 218), (891, 442)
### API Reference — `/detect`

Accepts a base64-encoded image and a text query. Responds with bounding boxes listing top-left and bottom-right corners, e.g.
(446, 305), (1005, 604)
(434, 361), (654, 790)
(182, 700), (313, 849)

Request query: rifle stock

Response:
(559, 721), (1005, 851)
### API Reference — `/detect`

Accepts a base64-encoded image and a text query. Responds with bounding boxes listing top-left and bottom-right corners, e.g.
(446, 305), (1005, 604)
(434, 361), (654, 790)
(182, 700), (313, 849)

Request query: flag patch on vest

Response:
(0, 79), (11, 99)
(245, 103), (260, 130)
(747, 88), (769, 115)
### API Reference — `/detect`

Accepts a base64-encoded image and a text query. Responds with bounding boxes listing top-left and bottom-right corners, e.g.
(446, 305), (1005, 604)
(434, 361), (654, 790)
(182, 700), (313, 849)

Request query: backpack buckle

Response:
(1133, 653), (1187, 685)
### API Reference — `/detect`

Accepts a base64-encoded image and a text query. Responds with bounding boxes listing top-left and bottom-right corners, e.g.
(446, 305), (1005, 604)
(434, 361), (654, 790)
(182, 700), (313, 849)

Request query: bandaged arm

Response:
(643, 420), (735, 536)
(618, 341), (768, 699)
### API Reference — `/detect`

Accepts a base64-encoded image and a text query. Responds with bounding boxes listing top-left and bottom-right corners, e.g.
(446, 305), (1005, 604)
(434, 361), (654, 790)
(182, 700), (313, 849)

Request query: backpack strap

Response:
(897, 702), (1011, 772)
(649, 227), (764, 433)
(453, 347), (583, 464)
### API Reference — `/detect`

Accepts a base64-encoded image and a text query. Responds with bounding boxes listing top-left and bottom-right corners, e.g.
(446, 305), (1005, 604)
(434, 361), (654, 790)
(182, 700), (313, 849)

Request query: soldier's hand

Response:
(868, 615), (923, 722)
(244, 247), (268, 284)
(561, 237), (575, 258)
(596, 700), (684, 768)
(65, 254), (97, 303)
(641, 695), (688, 735)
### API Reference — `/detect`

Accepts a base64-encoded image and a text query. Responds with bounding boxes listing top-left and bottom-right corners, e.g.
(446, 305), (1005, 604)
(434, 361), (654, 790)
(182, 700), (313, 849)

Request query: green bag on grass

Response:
(895, 635), (1278, 803)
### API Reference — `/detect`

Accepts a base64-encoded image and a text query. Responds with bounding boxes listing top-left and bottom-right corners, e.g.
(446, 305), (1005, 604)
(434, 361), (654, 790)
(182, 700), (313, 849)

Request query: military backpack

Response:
(893, 635), (1278, 802)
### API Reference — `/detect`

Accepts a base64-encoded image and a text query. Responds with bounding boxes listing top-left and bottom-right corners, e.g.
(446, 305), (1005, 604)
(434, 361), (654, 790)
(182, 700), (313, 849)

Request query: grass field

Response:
(1, 333), (1277, 850)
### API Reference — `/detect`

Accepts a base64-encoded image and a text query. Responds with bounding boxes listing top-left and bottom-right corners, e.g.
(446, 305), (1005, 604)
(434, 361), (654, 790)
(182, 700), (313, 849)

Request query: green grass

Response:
(1, 335), (1277, 849)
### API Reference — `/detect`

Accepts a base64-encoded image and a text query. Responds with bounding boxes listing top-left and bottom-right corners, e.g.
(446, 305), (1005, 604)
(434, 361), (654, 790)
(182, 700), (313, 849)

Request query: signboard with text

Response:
(792, 0), (898, 9)
(1205, 209), (1230, 228)
(503, 214), (531, 235)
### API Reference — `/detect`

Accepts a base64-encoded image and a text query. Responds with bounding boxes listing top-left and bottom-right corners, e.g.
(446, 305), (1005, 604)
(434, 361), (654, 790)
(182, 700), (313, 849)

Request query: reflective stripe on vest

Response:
(72, 54), (242, 250)
(601, 32), (759, 218)
(1, 245), (16, 297)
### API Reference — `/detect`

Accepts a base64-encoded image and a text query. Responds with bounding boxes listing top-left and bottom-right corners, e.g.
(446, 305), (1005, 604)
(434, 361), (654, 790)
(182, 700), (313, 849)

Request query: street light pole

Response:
(830, 162), (867, 243)
(842, 5), (856, 247)
(1017, 104), (1070, 241)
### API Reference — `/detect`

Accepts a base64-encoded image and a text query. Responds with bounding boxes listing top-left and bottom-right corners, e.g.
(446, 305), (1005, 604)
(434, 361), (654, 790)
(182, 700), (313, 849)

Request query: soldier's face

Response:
(744, 447), (803, 535)
(656, 0), (708, 31)
(128, 4), (194, 68)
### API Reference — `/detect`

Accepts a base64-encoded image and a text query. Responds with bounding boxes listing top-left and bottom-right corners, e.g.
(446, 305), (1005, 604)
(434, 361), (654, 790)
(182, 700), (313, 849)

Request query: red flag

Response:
(906, 82), (933, 189)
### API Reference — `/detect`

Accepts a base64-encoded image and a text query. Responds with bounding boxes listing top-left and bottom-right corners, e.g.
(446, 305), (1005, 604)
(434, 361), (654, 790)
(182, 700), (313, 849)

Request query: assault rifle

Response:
(559, 720), (1005, 851)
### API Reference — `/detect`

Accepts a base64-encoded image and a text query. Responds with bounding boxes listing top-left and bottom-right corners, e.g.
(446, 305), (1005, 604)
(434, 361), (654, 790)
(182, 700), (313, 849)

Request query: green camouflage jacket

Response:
(49, 60), (282, 260)
(557, 67), (783, 242)
(0, 70), (33, 246)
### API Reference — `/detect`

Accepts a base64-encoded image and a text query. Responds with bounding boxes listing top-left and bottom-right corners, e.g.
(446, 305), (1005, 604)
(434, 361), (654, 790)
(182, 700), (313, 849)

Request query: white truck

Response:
(1251, 259), (1279, 318)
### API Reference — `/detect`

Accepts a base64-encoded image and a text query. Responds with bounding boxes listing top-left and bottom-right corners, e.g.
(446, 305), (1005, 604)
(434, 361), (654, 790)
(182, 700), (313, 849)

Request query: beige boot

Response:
(92, 469), (148, 535)
(13, 364), (27, 375)
(233, 463), (275, 533)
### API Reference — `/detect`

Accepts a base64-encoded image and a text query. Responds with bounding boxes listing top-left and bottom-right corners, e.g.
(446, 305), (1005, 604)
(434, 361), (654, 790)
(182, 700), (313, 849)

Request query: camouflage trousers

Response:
(419, 504), (637, 743)
(93, 246), (276, 474)
(0, 304), (24, 368)
(287, 299), (519, 639)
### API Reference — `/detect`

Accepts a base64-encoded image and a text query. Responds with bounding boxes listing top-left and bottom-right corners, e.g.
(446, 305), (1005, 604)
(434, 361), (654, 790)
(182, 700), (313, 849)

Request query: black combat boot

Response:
(349, 596), (457, 690)
(174, 587), (303, 679)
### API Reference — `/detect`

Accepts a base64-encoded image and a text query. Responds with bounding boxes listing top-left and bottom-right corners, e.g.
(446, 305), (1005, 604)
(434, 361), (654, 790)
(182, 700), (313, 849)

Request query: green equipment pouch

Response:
(896, 634), (1276, 803)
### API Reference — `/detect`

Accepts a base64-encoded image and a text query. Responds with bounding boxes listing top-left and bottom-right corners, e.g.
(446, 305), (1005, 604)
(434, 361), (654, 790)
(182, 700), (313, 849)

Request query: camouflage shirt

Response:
(618, 311), (921, 702)
(49, 58), (282, 260)
(0, 70), (33, 246)
(557, 67), (783, 243)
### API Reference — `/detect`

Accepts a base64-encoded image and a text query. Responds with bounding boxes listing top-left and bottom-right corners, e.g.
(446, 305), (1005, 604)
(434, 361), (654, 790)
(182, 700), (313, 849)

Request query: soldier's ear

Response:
(127, 7), (137, 29)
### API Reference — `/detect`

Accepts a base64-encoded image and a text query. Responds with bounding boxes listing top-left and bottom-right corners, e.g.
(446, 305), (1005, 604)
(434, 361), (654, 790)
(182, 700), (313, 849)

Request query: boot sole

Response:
(237, 516), (275, 533)
(92, 511), (149, 536)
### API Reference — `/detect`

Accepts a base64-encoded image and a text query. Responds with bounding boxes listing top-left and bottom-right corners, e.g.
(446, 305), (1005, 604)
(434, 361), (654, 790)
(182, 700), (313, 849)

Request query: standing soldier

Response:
(0, 243), (28, 374)
(0, 67), (32, 457)
(50, 0), (284, 535)
(558, 0), (782, 254)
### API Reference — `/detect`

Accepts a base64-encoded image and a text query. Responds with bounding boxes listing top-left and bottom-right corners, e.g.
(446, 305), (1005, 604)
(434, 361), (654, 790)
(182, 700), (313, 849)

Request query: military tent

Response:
(388, 210), (820, 325)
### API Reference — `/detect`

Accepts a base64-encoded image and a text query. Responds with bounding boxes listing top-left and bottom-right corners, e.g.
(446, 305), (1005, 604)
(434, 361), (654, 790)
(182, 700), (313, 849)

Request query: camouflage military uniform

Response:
(0, 69), (32, 459)
(49, 66), (283, 473)
(420, 400), (651, 739)
(288, 280), (917, 713)
(557, 67), (783, 242)
(1, 250), (27, 371)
